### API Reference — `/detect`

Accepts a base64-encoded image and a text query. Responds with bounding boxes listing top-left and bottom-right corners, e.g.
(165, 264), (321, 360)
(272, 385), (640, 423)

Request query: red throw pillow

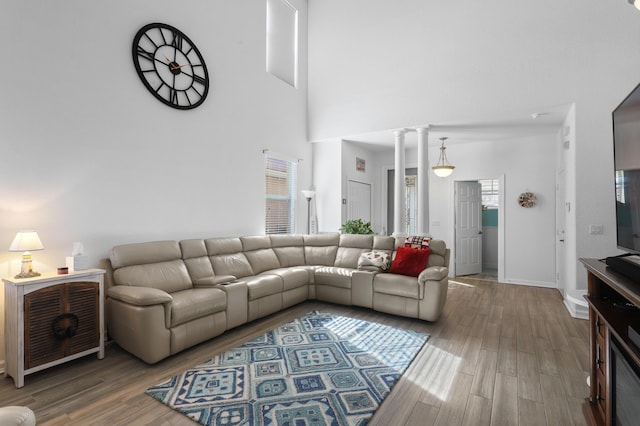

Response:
(389, 246), (431, 277)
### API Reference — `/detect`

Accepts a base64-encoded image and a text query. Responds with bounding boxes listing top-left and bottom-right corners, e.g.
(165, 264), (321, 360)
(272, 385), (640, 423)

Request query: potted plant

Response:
(340, 219), (374, 234)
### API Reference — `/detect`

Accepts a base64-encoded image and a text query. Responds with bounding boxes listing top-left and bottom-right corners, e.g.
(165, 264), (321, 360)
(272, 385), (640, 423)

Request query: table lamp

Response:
(9, 231), (44, 279)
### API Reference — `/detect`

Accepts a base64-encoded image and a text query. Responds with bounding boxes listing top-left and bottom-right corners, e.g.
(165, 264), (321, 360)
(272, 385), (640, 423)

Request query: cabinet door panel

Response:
(67, 282), (99, 355)
(24, 281), (100, 369)
(24, 285), (66, 369)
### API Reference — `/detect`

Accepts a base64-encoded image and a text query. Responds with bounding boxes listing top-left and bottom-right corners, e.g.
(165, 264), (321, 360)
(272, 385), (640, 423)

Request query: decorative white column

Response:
(393, 129), (407, 237)
(416, 127), (430, 235)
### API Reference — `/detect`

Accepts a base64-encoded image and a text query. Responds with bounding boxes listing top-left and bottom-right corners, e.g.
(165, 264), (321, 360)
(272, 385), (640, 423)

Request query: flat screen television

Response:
(613, 82), (640, 253)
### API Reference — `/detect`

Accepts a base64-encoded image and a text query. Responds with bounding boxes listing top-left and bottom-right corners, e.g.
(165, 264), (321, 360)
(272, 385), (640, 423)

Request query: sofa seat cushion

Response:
(261, 267), (311, 291)
(170, 288), (227, 327)
(373, 273), (420, 299)
(313, 266), (356, 289)
(245, 275), (283, 301)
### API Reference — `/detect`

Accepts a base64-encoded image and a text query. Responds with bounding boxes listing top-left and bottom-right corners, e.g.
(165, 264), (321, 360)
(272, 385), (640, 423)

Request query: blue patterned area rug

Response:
(145, 311), (429, 425)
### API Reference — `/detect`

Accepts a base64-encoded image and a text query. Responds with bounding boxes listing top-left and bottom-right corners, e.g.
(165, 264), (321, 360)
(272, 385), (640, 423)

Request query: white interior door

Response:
(455, 181), (482, 276)
(347, 180), (371, 222)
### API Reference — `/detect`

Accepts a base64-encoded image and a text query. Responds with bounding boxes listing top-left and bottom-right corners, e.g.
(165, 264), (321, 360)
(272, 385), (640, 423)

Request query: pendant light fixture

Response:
(432, 137), (455, 177)
(629, 0), (640, 11)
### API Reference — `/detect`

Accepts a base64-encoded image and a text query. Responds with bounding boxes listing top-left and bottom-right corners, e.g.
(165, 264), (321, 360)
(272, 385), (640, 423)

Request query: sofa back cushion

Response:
(270, 235), (305, 267)
(110, 240), (181, 269)
(206, 237), (254, 278)
(334, 234), (374, 268)
(241, 236), (280, 274)
(373, 236), (394, 251)
(303, 234), (339, 266)
(180, 239), (218, 285)
(110, 240), (192, 293)
(426, 239), (448, 267)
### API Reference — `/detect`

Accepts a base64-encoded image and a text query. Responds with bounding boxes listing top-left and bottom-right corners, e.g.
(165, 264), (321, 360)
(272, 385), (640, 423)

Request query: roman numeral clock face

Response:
(132, 23), (209, 109)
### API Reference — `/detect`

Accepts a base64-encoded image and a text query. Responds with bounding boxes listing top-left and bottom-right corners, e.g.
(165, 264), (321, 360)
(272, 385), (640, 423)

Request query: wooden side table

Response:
(3, 269), (105, 388)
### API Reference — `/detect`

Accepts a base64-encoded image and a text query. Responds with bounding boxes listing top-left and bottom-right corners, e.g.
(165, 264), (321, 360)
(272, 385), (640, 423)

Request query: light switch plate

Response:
(589, 224), (603, 235)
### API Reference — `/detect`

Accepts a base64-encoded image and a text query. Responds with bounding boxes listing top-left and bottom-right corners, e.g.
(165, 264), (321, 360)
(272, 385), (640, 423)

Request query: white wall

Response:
(312, 140), (342, 232)
(341, 141), (379, 228)
(373, 134), (558, 286)
(0, 0), (309, 366)
(308, 0), (640, 297)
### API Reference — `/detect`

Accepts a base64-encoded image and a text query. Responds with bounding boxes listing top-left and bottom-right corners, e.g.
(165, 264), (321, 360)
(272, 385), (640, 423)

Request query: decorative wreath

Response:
(518, 192), (537, 208)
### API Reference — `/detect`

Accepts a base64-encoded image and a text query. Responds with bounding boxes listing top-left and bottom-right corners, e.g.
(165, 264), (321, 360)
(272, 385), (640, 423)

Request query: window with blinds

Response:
(265, 156), (297, 234)
(480, 178), (499, 209)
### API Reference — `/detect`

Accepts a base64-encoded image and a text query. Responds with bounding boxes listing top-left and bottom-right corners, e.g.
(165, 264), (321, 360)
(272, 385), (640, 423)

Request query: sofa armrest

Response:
(108, 286), (173, 306)
(215, 280), (248, 329)
(418, 269), (449, 321)
(418, 266), (448, 282)
(193, 275), (237, 287)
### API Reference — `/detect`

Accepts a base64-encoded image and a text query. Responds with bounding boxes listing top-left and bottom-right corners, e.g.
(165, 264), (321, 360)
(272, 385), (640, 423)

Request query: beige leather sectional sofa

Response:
(105, 234), (449, 363)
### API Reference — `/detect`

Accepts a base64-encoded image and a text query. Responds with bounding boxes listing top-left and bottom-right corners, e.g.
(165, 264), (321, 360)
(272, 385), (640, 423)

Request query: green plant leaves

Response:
(340, 219), (374, 234)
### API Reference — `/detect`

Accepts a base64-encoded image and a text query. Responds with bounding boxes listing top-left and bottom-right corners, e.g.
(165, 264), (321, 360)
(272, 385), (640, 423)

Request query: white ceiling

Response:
(339, 103), (572, 152)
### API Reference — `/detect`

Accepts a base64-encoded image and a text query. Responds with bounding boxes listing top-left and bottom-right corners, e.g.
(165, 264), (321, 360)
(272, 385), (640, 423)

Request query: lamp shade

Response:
(432, 137), (455, 178)
(432, 165), (455, 178)
(9, 231), (44, 252)
(301, 190), (316, 199)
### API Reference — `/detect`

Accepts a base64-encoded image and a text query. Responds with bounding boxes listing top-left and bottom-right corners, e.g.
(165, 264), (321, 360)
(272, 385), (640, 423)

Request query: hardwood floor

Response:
(0, 278), (590, 425)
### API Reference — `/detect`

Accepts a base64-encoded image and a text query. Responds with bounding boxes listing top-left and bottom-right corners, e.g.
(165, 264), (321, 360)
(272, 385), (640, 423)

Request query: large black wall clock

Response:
(132, 23), (209, 110)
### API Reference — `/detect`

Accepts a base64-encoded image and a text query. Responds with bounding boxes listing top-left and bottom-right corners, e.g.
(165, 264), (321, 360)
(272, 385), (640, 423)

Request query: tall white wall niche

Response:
(267, 0), (298, 87)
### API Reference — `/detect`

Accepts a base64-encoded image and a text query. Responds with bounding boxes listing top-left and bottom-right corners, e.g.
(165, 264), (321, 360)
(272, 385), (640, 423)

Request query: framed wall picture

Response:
(356, 157), (366, 172)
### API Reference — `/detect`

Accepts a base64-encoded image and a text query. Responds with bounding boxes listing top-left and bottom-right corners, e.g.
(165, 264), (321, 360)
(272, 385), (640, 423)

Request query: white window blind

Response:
(480, 179), (499, 209)
(265, 155), (297, 234)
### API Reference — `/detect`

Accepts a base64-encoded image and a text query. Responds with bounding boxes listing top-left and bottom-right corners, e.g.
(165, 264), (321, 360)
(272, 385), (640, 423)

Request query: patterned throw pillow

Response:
(404, 235), (431, 250)
(357, 251), (392, 271)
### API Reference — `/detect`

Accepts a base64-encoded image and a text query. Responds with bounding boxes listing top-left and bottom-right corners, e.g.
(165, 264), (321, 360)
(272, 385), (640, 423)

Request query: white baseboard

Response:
(563, 290), (589, 320)
(563, 298), (589, 320)
(502, 278), (557, 288)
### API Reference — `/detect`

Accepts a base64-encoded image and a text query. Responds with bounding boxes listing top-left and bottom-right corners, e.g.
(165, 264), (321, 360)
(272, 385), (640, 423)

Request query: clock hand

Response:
(154, 57), (172, 67)
(162, 55), (179, 71)
(161, 54), (190, 71)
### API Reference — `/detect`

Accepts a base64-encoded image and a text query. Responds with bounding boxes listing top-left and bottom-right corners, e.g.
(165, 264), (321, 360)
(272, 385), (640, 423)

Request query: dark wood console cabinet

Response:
(581, 258), (640, 426)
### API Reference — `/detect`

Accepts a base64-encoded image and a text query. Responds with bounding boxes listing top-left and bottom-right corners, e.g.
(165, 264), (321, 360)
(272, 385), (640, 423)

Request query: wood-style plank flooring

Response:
(0, 277), (590, 425)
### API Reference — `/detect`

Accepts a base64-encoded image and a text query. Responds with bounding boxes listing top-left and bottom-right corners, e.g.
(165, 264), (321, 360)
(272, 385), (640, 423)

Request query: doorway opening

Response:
(387, 168), (418, 235)
(454, 178), (501, 280)
(347, 180), (372, 224)
(479, 178), (499, 279)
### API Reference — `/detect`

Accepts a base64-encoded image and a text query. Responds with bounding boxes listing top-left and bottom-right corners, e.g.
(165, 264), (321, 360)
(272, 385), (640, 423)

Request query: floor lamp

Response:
(301, 190), (315, 234)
